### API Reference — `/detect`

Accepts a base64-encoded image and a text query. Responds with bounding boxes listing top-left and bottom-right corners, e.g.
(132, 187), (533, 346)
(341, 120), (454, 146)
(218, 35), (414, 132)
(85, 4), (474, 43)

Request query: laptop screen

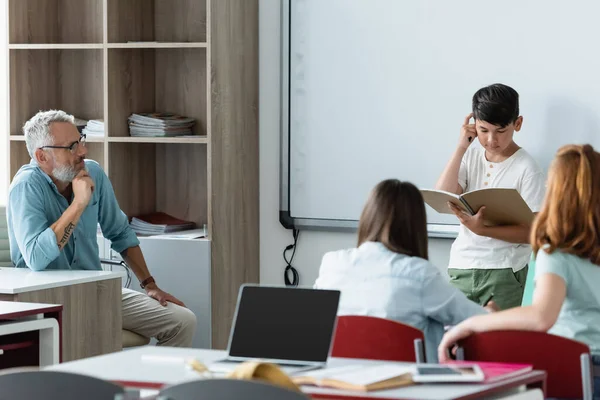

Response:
(228, 285), (341, 363)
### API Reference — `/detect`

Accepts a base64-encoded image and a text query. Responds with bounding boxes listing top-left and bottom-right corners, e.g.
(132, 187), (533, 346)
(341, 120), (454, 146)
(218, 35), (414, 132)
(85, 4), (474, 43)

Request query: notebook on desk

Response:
(209, 284), (341, 375)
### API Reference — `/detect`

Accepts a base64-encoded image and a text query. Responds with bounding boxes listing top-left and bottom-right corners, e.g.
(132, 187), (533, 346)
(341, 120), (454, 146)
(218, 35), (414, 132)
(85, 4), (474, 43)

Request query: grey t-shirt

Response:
(534, 248), (600, 354)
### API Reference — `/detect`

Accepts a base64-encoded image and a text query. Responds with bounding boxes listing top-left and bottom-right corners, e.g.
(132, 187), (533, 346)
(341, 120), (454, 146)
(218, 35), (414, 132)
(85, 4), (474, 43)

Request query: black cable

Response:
(283, 229), (300, 287)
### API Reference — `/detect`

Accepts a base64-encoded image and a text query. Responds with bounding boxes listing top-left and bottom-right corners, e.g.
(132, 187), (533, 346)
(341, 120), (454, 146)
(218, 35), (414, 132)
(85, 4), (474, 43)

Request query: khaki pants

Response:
(122, 288), (197, 347)
(447, 267), (528, 311)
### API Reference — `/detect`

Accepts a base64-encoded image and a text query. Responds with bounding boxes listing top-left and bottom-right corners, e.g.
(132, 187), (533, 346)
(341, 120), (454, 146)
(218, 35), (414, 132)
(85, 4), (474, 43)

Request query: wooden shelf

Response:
(9, 44), (104, 50)
(108, 142), (207, 227)
(9, 141), (105, 179)
(8, 43), (207, 50)
(7, 0), (260, 352)
(84, 136), (105, 143)
(107, 0), (207, 43)
(9, 0), (103, 44)
(9, 48), (103, 137)
(108, 137), (207, 144)
(10, 135), (105, 143)
(107, 47), (207, 137)
(107, 42), (207, 49)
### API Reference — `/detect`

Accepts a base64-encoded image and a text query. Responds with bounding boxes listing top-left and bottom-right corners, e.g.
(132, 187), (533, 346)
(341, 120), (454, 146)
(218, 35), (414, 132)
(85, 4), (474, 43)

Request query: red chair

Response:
(331, 316), (426, 363)
(456, 330), (594, 399)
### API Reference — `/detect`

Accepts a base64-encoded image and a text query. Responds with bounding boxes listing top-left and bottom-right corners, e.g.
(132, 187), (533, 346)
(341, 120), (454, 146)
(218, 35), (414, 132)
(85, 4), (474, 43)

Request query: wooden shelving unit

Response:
(6, 0), (259, 349)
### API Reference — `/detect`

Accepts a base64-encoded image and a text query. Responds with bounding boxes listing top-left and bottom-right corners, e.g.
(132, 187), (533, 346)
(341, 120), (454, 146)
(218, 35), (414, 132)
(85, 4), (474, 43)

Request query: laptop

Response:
(209, 284), (341, 375)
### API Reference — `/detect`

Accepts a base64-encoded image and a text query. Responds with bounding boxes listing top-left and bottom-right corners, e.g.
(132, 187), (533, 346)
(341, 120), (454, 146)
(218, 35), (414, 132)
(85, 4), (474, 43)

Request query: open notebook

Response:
(420, 188), (534, 226)
(292, 364), (415, 392)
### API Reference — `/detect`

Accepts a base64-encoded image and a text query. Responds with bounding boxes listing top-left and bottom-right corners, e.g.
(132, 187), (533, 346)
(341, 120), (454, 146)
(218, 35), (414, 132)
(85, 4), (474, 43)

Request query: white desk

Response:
(47, 347), (546, 399)
(0, 268), (125, 294)
(0, 268), (125, 361)
(0, 301), (62, 367)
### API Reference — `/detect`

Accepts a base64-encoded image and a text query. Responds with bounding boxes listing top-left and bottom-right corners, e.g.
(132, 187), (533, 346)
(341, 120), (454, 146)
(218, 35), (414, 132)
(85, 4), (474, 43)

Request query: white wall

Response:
(0, 0), (7, 206)
(259, 0), (453, 285)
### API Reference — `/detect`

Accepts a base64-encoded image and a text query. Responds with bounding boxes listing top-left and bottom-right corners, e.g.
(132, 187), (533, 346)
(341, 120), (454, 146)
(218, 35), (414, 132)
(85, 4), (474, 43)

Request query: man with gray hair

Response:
(7, 110), (196, 347)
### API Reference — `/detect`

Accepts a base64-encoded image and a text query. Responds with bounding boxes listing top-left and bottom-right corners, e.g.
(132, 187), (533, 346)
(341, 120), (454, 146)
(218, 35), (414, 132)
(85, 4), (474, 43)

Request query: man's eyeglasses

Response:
(40, 134), (87, 154)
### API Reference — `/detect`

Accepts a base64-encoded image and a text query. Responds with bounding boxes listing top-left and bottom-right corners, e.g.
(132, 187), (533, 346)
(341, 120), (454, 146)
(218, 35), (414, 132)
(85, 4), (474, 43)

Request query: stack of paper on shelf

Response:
(129, 212), (196, 236)
(82, 119), (105, 137)
(128, 112), (195, 137)
(73, 118), (88, 133)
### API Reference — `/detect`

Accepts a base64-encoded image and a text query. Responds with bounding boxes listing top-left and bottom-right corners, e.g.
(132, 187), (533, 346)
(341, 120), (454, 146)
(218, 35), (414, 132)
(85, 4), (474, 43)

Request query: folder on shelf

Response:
(129, 212), (196, 235)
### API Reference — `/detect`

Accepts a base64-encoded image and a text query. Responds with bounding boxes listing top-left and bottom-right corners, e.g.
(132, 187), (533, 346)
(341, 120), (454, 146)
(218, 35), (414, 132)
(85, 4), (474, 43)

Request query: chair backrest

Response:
(0, 205), (12, 267)
(0, 370), (124, 400)
(157, 378), (309, 400)
(331, 315), (425, 362)
(458, 330), (593, 399)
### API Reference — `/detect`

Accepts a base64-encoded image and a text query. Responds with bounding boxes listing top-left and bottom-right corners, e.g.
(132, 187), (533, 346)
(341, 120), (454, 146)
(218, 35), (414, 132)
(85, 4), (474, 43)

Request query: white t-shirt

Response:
(448, 145), (545, 271)
(314, 242), (486, 362)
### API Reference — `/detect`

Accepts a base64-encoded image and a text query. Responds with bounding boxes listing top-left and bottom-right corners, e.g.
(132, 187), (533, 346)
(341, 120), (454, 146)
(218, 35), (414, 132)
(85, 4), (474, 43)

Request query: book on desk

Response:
(292, 361), (534, 392)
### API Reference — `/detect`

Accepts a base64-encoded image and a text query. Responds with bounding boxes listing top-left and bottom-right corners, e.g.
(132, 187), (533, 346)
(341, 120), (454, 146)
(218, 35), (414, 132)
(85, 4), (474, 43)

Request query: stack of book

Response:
(128, 113), (195, 137)
(82, 119), (105, 137)
(74, 118), (88, 133)
(129, 212), (196, 236)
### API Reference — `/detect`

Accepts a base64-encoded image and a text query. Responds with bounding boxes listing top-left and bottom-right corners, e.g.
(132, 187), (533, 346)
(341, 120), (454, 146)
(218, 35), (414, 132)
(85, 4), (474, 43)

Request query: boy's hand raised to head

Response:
(458, 113), (477, 150)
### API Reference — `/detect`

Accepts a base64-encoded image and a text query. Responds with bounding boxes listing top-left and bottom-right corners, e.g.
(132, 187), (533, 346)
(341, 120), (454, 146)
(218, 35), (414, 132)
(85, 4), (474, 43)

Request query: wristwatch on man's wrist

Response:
(140, 276), (156, 289)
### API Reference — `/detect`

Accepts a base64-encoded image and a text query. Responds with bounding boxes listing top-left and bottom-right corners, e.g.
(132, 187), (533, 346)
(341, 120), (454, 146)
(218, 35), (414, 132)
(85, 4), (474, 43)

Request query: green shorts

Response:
(447, 266), (529, 311)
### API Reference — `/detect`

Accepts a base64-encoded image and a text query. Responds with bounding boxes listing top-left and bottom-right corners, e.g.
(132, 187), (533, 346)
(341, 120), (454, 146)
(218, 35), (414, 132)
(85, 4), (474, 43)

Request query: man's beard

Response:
(52, 163), (81, 183)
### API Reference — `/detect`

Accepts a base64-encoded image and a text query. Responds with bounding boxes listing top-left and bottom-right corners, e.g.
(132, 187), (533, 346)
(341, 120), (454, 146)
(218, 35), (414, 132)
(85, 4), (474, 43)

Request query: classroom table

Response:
(47, 346), (546, 400)
(0, 268), (125, 361)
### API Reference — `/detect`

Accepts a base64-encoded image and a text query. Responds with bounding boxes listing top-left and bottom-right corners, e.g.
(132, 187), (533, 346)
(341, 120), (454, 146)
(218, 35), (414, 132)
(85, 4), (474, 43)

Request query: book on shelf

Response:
(151, 228), (207, 239)
(292, 364), (414, 392)
(128, 122), (193, 137)
(129, 212), (196, 236)
(74, 118), (105, 136)
(82, 119), (105, 137)
(127, 112), (196, 137)
(420, 188), (534, 226)
(73, 117), (88, 133)
(129, 112), (196, 126)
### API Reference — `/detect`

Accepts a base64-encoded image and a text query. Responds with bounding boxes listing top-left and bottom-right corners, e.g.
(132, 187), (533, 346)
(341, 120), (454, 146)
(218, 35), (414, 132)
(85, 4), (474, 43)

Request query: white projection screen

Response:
(280, 0), (600, 236)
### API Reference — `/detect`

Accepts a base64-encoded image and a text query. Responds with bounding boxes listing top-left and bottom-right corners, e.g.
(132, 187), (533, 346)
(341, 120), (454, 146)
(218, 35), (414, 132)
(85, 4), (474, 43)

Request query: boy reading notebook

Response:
(420, 187), (534, 226)
(435, 84), (545, 310)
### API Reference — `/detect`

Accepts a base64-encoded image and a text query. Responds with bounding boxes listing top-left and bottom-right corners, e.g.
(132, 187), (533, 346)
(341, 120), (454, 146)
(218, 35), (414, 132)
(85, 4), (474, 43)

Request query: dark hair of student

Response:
(357, 179), (429, 260)
(472, 83), (519, 128)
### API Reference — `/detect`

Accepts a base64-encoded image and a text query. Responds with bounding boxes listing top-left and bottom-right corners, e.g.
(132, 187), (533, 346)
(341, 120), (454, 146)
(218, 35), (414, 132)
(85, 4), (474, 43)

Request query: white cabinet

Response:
(101, 236), (211, 349)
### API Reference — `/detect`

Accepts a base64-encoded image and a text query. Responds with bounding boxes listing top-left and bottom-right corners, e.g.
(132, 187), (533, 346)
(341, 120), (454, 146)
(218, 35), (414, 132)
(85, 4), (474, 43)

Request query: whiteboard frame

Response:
(278, 0), (458, 238)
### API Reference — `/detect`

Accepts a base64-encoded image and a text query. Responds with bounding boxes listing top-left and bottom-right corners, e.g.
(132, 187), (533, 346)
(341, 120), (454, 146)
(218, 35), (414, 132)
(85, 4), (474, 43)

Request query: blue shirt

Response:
(7, 159), (139, 271)
(314, 241), (486, 362)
